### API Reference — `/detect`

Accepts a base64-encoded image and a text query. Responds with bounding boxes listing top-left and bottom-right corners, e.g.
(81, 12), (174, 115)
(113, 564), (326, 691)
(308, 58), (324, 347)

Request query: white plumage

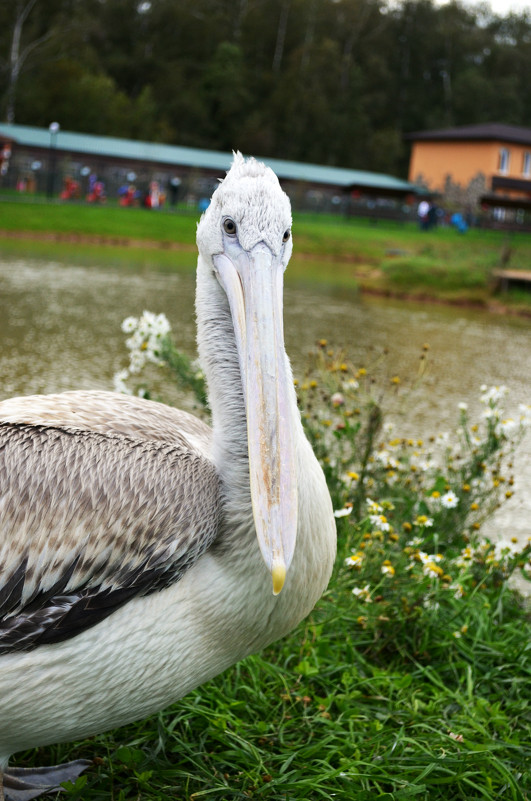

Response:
(0, 154), (336, 800)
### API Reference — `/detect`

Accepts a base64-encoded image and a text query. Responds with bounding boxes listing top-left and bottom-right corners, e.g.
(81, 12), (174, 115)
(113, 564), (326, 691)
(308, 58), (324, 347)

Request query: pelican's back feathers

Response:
(0, 392), (220, 654)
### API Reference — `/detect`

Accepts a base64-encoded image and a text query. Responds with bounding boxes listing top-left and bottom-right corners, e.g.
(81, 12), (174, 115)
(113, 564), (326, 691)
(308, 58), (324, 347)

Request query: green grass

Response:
(18, 544), (531, 801)
(0, 200), (198, 244)
(2, 199), (531, 306)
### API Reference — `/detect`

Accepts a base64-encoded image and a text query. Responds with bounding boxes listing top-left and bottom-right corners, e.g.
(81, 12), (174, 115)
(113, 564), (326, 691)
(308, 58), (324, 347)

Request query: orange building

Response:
(407, 123), (531, 216)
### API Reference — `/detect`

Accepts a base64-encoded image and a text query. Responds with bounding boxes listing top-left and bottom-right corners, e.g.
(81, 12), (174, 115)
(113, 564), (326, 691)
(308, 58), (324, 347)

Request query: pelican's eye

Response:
(223, 218), (237, 236)
(282, 229), (291, 243)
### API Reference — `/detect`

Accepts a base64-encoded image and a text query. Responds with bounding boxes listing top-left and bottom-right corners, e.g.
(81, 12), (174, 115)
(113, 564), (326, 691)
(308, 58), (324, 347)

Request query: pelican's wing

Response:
(0, 394), (220, 654)
(0, 390), (212, 453)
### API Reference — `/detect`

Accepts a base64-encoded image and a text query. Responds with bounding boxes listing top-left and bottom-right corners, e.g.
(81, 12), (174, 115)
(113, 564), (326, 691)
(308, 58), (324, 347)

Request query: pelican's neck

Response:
(196, 256), (248, 472)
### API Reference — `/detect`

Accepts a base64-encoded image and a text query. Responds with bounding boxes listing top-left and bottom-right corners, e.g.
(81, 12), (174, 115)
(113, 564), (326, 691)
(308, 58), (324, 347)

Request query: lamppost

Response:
(47, 121), (60, 199)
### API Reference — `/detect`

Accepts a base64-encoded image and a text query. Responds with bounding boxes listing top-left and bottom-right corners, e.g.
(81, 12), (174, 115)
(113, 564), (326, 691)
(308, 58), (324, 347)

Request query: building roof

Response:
(406, 123), (531, 146)
(0, 123), (419, 195)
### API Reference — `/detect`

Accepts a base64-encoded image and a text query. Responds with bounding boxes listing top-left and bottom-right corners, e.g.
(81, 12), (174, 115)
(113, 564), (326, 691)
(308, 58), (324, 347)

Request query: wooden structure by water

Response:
(492, 269), (531, 292)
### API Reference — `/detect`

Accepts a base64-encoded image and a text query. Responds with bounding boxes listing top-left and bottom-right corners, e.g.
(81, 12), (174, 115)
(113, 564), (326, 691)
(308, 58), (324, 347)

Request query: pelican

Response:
(0, 154), (336, 800)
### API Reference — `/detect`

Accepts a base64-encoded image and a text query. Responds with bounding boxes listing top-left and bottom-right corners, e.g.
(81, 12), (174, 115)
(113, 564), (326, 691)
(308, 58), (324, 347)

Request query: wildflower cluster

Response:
(113, 311), (171, 396)
(299, 342), (531, 650)
(114, 311), (207, 407)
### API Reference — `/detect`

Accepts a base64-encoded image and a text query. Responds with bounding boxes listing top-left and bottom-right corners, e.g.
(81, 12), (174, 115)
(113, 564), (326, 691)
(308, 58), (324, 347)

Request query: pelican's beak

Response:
(213, 243), (297, 595)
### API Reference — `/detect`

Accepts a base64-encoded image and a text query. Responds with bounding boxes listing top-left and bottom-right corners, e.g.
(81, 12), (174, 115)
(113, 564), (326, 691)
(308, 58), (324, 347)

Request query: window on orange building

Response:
(498, 148), (510, 174)
(523, 152), (531, 178)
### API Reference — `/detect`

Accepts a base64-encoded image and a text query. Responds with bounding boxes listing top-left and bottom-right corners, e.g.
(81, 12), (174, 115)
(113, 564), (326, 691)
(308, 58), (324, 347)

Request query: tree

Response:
(2, 0), (52, 123)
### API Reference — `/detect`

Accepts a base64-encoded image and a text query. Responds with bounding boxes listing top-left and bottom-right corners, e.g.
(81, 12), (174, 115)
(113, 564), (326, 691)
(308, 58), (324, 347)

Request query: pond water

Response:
(0, 256), (530, 549)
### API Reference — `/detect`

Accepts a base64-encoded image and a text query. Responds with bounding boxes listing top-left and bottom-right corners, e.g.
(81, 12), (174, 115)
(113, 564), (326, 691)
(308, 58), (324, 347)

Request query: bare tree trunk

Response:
(300, 0), (316, 71)
(5, 0), (40, 124)
(272, 0), (290, 74)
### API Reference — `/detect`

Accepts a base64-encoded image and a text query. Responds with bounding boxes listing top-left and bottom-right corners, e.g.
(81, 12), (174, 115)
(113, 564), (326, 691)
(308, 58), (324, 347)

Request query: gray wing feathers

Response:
(0, 390), (212, 454)
(0, 419), (220, 651)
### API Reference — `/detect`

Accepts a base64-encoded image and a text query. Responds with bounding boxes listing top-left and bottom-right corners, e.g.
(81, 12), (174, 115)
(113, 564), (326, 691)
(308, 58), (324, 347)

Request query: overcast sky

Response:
(483, 0), (530, 12)
(456, 0), (530, 14)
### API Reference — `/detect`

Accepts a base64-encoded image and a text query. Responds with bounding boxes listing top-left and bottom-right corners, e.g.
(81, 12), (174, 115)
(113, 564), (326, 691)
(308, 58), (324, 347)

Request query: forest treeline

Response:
(2, 0), (531, 177)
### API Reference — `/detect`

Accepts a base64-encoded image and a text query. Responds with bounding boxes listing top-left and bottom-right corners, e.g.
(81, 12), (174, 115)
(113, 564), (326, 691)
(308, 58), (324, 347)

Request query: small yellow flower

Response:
(347, 471), (359, 480)
(431, 490), (440, 498)
(403, 522), (412, 531)
(391, 376), (400, 385)
(318, 339), (327, 347)
(309, 379), (317, 388)
(381, 560), (395, 577)
(339, 363), (348, 372)
(506, 490), (513, 499)
(462, 484), (471, 492)
(357, 367), (367, 376)
(470, 502), (479, 511)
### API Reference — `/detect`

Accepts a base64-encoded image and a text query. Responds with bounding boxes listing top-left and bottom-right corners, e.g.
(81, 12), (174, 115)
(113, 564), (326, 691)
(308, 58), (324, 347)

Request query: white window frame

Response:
(498, 147), (510, 175)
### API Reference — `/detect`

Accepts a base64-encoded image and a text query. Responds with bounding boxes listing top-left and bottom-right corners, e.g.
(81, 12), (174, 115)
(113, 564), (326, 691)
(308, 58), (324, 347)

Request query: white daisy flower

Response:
(500, 418), (518, 436)
(345, 552), (363, 568)
(352, 584), (372, 602)
(113, 368), (131, 394)
(369, 513), (390, 532)
(121, 316), (138, 333)
(441, 491), (459, 509)
(334, 507), (353, 518)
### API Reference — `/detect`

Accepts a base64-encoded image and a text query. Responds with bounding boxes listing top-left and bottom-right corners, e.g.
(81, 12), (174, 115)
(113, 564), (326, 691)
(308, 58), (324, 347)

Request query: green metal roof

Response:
(0, 123), (417, 193)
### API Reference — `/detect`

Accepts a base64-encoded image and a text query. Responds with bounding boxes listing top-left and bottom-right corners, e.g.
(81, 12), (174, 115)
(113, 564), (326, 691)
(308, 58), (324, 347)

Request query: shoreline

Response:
(1, 228), (531, 320)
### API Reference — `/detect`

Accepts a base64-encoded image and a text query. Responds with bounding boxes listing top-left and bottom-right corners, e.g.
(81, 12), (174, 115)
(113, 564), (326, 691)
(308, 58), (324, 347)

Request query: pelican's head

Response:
(197, 153), (296, 595)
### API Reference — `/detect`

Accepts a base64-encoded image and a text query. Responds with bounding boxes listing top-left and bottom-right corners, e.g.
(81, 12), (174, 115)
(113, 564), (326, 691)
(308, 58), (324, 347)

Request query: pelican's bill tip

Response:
(272, 561), (286, 596)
